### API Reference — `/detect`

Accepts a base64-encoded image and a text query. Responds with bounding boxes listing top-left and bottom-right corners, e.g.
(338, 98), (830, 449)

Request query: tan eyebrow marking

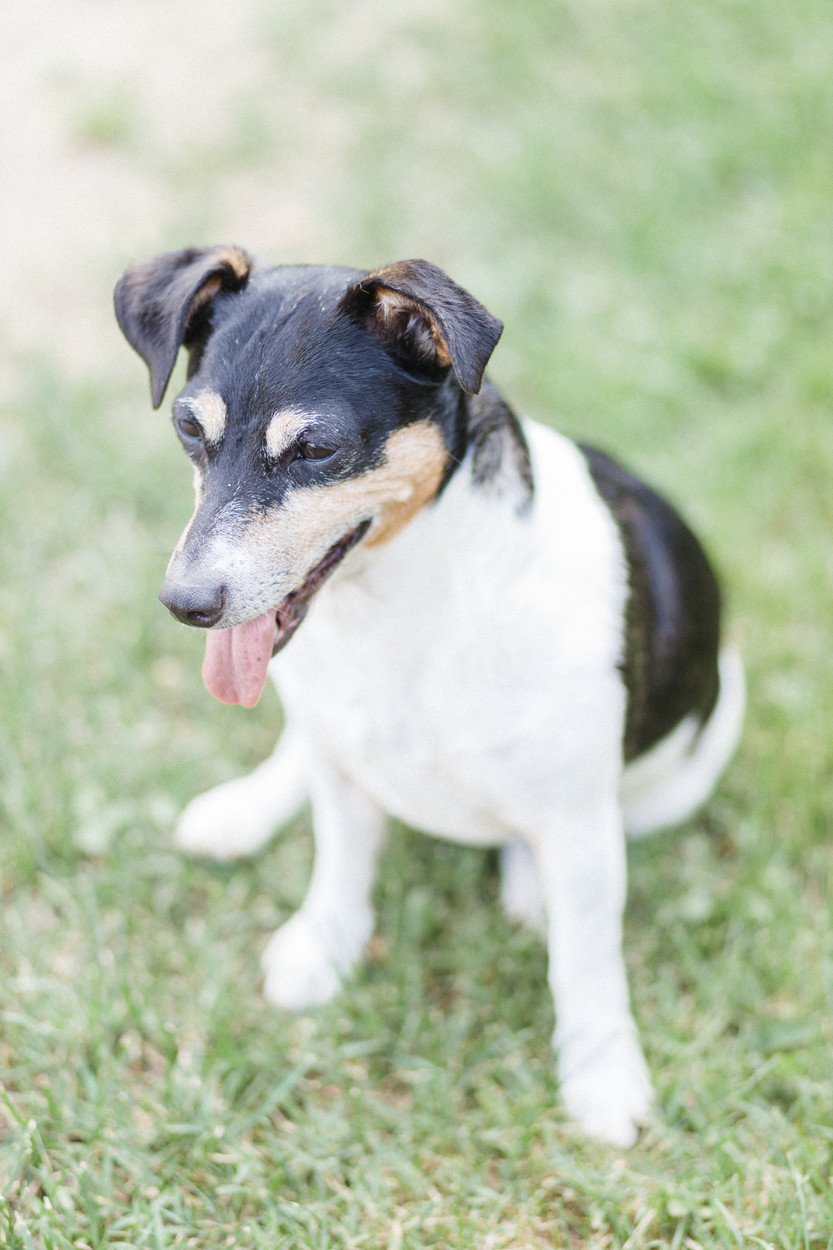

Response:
(181, 391), (228, 444)
(264, 408), (313, 459)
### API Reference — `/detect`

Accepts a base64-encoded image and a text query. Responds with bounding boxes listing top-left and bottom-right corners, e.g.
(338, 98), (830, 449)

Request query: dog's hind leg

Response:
(175, 726), (309, 860)
(261, 762), (386, 1010)
(534, 797), (653, 1147)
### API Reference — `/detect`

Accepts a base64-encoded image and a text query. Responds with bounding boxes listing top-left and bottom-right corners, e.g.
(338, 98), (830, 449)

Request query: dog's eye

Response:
(297, 441), (336, 462)
(176, 416), (203, 443)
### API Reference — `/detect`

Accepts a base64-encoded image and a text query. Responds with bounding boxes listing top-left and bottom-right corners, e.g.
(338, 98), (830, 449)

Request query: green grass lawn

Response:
(2, 0), (833, 1245)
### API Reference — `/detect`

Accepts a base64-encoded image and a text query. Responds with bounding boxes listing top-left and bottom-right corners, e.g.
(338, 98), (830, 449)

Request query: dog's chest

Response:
(271, 424), (630, 842)
(273, 586), (521, 842)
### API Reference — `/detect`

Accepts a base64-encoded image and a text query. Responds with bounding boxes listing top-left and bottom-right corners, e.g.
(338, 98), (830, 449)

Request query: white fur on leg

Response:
(500, 840), (546, 934)
(175, 728), (308, 859)
(533, 798), (653, 1145)
(261, 763), (386, 1011)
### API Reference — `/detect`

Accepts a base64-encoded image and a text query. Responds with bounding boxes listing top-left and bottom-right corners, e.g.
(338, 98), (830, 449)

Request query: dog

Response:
(114, 246), (744, 1146)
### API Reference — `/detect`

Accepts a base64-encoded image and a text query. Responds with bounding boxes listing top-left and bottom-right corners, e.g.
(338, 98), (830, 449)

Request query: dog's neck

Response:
(461, 383), (535, 511)
(434, 380), (534, 513)
(329, 418), (536, 607)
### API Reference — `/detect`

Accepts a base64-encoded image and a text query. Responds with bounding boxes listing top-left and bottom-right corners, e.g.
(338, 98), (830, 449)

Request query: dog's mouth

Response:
(271, 519), (371, 656)
(202, 520), (371, 708)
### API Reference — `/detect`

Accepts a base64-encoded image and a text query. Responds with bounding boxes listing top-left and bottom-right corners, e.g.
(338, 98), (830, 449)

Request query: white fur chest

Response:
(271, 421), (629, 844)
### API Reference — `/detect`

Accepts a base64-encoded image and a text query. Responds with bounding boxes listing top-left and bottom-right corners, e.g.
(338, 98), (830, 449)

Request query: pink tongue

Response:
(202, 610), (276, 708)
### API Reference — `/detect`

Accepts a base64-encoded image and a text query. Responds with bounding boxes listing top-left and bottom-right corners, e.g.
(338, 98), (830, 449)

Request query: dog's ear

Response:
(114, 246), (254, 408)
(340, 260), (503, 395)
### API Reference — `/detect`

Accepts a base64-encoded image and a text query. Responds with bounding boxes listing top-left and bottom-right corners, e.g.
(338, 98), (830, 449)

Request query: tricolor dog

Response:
(115, 246), (744, 1146)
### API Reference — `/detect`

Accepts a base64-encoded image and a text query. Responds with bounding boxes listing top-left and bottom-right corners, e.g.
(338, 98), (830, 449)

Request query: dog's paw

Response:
(174, 780), (278, 860)
(557, 1026), (654, 1148)
(260, 913), (352, 1011)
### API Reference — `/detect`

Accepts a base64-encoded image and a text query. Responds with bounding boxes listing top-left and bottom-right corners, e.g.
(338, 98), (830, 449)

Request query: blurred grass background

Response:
(2, 0), (833, 1245)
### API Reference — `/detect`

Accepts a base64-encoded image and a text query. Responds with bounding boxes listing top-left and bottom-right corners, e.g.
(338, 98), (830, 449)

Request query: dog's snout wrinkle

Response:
(159, 578), (227, 628)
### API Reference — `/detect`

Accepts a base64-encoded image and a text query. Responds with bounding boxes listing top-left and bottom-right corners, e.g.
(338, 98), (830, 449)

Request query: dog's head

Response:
(115, 246), (503, 704)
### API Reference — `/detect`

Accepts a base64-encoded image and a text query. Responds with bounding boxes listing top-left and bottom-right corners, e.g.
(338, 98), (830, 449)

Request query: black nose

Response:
(158, 579), (227, 628)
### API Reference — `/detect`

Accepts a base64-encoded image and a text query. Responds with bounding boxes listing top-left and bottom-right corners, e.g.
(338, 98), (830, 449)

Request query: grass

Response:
(2, 0), (833, 1244)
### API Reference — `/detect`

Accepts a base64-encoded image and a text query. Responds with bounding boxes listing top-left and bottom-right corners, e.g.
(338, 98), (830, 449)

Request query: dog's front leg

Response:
(535, 800), (653, 1147)
(175, 726), (309, 860)
(261, 762), (386, 1011)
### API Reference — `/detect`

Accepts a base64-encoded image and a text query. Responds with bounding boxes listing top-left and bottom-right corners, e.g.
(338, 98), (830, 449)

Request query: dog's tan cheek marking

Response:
(268, 421), (448, 555)
(363, 422), (448, 545)
(237, 421), (448, 574)
(265, 408), (312, 460)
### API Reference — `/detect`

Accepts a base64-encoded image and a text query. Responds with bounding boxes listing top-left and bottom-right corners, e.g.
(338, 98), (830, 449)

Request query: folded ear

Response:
(114, 245), (254, 407)
(340, 260), (503, 395)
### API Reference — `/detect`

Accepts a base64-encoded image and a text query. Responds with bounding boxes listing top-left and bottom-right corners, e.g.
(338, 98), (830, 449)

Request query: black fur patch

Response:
(581, 446), (721, 762)
(467, 383), (535, 508)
